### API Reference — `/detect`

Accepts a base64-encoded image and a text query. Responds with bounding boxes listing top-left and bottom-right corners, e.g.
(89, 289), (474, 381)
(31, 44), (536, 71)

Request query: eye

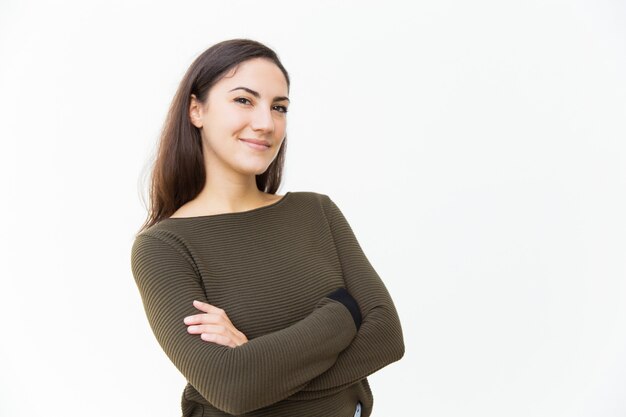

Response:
(273, 105), (288, 114)
(234, 97), (288, 114)
(234, 97), (252, 105)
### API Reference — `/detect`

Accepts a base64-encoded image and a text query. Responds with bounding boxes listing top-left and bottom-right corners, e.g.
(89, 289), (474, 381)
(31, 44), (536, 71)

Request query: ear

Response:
(189, 94), (204, 128)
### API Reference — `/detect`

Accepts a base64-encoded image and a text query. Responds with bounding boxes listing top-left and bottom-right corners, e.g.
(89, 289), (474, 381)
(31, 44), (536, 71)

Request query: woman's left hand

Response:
(184, 300), (249, 348)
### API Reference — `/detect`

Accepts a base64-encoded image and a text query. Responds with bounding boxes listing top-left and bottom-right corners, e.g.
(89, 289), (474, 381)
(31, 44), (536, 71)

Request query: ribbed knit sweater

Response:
(130, 191), (405, 417)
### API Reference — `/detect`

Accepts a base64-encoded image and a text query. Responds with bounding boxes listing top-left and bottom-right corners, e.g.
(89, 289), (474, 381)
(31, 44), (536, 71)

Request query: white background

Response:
(1, 1), (625, 416)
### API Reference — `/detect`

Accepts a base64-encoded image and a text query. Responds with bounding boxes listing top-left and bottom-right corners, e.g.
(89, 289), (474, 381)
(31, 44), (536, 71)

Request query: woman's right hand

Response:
(183, 300), (249, 348)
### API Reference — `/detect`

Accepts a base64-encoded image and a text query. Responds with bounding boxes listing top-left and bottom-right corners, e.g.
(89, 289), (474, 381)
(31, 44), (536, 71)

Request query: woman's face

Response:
(190, 57), (289, 178)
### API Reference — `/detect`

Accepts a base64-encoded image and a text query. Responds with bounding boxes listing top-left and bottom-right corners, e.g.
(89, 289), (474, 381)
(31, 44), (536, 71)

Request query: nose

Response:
(250, 105), (275, 134)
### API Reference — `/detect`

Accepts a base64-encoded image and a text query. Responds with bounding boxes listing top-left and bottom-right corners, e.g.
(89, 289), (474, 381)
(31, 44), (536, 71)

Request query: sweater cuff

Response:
(326, 287), (362, 331)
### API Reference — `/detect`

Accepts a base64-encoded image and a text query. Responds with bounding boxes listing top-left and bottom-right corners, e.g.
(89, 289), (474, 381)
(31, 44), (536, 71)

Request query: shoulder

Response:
(131, 226), (193, 266)
(288, 191), (345, 224)
(289, 190), (334, 206)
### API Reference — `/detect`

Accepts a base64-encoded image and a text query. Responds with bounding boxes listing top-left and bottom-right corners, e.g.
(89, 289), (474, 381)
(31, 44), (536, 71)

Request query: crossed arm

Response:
(291, 195), (405, 399)
(130, 195), (404, 413)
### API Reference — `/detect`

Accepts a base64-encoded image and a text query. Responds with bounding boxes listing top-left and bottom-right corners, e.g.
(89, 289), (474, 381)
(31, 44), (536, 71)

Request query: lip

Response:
(240, 138), (270, 146)
(239, 138), (271, 150)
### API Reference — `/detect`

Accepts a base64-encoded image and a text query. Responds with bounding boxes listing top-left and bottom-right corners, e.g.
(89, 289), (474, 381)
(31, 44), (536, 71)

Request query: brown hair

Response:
(136, 38), (290, 235)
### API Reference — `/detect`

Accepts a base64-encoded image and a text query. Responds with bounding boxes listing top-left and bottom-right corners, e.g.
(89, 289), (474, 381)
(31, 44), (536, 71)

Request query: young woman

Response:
(131, 38), (405, 417)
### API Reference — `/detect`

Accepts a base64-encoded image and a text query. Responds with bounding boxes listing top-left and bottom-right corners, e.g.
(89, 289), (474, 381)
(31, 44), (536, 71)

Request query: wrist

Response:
(326, 287), (362, 330)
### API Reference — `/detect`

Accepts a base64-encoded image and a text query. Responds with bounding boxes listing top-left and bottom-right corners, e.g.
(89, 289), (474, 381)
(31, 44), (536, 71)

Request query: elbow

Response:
(394, 336), (405, 362)
(194, 350), (269, 415)
(380, 305), (406, 363)
(392, 312), (406, 362)
(384, 319), (405, 364)
(197, 378), (259, 415)
(209, 384), (271, 415)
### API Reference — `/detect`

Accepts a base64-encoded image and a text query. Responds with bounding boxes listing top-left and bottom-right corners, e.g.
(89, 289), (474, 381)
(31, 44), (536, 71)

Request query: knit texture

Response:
(130, 191), (405, 416)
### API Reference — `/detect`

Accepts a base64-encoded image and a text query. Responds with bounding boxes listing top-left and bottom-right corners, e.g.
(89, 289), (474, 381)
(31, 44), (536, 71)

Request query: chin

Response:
(234, 162), (273, 176)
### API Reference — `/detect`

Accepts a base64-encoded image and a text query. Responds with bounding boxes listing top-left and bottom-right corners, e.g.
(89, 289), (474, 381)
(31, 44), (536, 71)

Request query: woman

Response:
(131, 38), (405, 417)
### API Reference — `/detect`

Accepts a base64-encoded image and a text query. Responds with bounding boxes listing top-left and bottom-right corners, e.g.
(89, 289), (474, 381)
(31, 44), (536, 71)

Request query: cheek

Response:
(208, 106), (247, 131)
(224, 111), (249, 129)
(274, 117), (287, 134)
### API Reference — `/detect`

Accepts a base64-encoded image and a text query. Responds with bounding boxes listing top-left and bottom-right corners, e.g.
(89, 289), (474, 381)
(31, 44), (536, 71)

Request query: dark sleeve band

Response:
(326, 287), (362, 331)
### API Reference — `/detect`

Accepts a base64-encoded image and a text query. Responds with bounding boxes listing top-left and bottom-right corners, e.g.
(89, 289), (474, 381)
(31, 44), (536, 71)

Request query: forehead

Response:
(214, 58), (288, 95)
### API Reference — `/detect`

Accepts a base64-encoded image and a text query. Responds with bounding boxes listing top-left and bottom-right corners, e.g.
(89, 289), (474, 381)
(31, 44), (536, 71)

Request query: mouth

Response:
(239, 138), (271, 150)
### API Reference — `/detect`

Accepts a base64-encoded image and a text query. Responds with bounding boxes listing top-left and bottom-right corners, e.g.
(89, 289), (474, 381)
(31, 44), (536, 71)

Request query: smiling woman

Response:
(183, 56), (290, 197)
(130, 38), (404, 417)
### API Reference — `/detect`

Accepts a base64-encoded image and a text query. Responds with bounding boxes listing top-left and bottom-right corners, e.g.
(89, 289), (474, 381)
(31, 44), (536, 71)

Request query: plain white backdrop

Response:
(1, 1), (625, 416)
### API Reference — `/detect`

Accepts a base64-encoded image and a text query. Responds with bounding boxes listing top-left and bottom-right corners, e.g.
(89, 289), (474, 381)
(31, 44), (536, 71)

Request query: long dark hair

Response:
(136, 38), (290, 235)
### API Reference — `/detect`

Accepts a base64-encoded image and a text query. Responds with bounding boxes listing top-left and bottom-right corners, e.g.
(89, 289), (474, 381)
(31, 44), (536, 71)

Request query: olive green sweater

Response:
(130, 191), (405, 417)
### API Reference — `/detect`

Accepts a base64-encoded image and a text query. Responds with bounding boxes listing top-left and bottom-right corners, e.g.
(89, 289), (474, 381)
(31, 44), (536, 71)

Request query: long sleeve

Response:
(130, 232), (358, 415)
(292, 195), (405, 399)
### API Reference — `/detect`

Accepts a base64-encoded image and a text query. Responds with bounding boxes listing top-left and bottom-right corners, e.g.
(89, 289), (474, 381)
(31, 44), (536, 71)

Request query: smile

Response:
(239, 138), (271, 151)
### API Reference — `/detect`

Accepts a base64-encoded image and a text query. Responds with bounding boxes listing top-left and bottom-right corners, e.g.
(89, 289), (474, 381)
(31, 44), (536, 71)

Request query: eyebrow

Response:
(229, 86), (290, 103)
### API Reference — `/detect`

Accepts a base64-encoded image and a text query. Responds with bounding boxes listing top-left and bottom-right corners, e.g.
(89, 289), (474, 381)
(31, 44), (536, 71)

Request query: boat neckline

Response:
(162, 191), (292, 221)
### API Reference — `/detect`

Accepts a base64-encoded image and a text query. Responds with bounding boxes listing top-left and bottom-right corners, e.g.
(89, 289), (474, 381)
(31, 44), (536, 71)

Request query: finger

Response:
(193, 301), (232, 326)
(192, 300), (229, 319)
(183, 312), (223, 325)
(201, 327), (247, 347)
(187, 324), (227, 335)
(200, 332), (237, 348)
